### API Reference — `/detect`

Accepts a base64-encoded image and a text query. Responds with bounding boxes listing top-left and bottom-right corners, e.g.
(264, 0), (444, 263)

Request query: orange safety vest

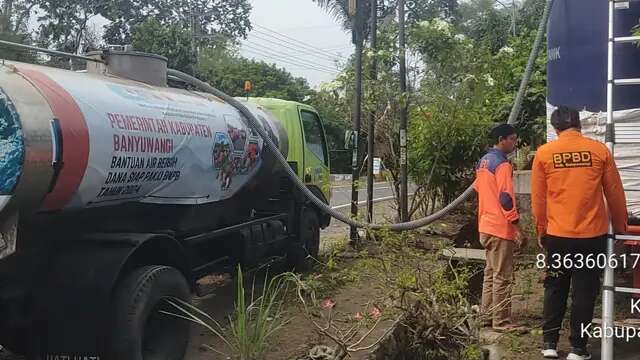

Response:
(531, 130), (628, 238)
(474, 148), (519, 241)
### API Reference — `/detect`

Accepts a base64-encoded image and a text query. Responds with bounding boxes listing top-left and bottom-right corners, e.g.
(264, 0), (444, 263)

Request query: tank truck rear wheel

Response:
(288, 208), (320, 272)
(108, 266), (191, 360)
(0, 333), (28, 356)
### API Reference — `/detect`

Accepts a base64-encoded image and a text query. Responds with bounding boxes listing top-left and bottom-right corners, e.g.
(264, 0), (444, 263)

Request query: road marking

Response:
(332, 186), (391, 193)
(331, 182), (388, 189)
(331, 193), (415, 210)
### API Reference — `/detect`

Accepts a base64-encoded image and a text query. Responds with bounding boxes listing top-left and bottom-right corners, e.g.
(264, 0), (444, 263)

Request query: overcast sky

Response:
(241, 0), (353, 88)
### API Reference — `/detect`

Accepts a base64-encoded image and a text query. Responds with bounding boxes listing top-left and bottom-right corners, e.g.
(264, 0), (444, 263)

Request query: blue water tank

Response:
(547, 0), (640, 112)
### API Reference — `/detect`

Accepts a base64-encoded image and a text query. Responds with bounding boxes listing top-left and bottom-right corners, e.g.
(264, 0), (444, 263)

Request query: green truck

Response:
(0, 51), (330, 359)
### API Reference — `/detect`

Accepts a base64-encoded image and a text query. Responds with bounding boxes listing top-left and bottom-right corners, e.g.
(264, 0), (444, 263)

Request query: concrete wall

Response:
(514, 170), (531, 195)
(514, 170), (532, 215)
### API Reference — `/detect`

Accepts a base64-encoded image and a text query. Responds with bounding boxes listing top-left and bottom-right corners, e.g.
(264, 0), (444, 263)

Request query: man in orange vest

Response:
(532, 106), (628, 360)
(474, 123), (525, 333)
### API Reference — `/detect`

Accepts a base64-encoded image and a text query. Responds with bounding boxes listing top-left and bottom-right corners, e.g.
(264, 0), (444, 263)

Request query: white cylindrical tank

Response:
(0, 59), (287, 224)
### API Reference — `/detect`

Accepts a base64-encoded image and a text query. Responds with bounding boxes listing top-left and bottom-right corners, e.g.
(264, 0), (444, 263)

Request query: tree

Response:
(457, 0), (511, 53)
(0, 31), (36, 62)
(0, 0), (37, 62)
(132, 18), (196, 74)
(196, 49), (312, 102)
(100, 0), (252, 46)
(313, 0), (452, 31)
(518, 0), (547, 34)
(390, 0), (460, 24)
(312, 0), (354, 31)
(408, 96), (490, 217)
(35, 0), (101, 54)
(0, 0), (35, 35)
(406, 19), (491, 216)
(482, 29), (547, 147)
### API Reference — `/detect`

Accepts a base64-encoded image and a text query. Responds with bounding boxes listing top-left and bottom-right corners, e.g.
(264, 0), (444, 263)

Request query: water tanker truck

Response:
(0, 50), (331, 359)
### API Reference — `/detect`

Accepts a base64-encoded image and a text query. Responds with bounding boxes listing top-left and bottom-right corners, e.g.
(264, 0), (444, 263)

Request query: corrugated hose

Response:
(167, 0), (554, 231)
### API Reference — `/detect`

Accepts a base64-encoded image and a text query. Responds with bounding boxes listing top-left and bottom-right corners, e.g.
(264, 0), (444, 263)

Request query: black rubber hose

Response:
(166, 0), (554, 231)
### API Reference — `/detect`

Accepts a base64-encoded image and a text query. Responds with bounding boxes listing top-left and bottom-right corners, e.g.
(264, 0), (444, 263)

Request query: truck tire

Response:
(289, 208), (320, 272)
(0, 335), (28, 357)
(108, 265), (191, 360)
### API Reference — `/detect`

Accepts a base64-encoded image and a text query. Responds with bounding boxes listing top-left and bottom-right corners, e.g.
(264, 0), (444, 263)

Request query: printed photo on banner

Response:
(224, 114), (247, 154)
(212, 132), (232, 170)
(241, 140), (260, 174)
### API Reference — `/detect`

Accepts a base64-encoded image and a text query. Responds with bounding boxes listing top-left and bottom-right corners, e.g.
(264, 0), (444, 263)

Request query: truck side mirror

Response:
(344, 130), (354, 150)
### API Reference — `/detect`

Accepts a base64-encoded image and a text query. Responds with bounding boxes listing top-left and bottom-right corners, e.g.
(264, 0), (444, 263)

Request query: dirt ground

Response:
(186, 202), (482, 360)
(186, 270), (396, 360)
(186, 200), (401, 360)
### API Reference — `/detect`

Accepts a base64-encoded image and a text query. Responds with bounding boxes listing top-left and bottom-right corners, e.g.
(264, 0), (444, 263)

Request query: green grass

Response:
(164, 266), (292, 360)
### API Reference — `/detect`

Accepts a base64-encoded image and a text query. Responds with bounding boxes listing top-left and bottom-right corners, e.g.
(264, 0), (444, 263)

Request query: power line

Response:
(277, 24), (340, 31)
(196, 35), (341, 74)
(248, 32), (340, 64)
(253, 23), (348, 60)
(243, 40), (341, 73)
(247, 31), (344, 63)
(239, 38), (341, 73)
(250, 28), (345, 62)
(241, 47), (339, 75)
(321, 45), (353, 51)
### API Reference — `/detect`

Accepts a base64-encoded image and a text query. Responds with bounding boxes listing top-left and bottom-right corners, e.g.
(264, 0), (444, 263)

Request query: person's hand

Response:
(537, 233), (546, 250)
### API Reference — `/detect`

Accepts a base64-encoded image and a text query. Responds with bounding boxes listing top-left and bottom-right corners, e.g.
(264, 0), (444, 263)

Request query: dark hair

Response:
(490, 123), (516, 144)
(550, 106), (581, 131)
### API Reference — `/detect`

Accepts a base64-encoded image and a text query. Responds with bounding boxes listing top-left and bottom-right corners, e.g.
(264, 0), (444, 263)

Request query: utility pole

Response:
(512, 0), (517, 36)
(366, 0), (378, 224)
(349, 0), (364, 247)
(189, 7), (200, 75)
(398, 0), (408, 222)
(497, 0), (517, 36)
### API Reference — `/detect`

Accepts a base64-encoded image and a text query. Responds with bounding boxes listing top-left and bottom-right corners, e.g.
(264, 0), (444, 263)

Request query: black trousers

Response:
(542, 234), (606, 348)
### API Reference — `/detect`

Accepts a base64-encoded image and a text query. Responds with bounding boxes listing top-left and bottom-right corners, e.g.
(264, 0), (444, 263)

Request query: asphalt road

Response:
(329, 181), (416, 209)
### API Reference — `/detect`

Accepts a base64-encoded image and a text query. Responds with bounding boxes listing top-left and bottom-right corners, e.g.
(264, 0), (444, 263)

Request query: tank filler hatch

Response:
(86, 48), (168, 87)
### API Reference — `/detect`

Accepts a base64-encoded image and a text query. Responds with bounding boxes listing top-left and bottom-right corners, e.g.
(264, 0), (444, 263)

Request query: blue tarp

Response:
(547, 0), (640, 111)
(0, 87), (24, 195)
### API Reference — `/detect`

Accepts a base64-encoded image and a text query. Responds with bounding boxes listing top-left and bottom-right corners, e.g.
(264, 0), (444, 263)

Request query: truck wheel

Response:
(108, 266), (191, 360)
(0, 334), (28, 356)
(289, 208), (320, 272)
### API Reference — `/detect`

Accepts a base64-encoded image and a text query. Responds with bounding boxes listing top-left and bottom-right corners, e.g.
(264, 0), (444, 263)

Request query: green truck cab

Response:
(248, 98), (332, 227)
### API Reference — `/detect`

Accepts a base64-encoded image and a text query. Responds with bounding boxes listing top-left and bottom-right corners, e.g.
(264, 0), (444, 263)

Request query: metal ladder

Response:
(602, 1), (640, 358)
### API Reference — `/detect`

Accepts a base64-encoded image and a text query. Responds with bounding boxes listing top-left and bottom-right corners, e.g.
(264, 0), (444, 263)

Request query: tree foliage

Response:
(458, 0), (511, 53)
(0, 0), (36, 62)
(0, 0), (34, 35)
(132, 18), (196, 74)
(35, 0), (101, 53)
(404, 0), (547, 216)
(196, 49), (311, 102)
(100, 0), (252, 46)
